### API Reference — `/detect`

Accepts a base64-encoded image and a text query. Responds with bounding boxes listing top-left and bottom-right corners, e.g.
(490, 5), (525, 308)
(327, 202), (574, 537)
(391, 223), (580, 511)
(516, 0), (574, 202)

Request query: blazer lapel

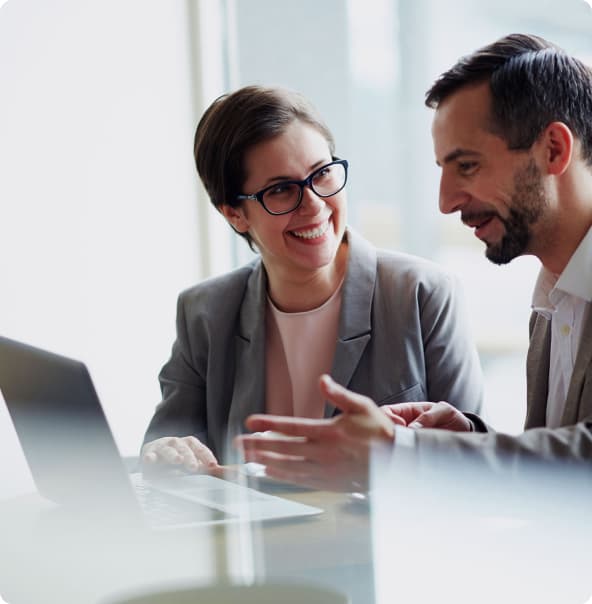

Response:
(562, 303), (592, 425)
(227, 262), (267, 440)
(525, 312), (551, 429)
(325, 230), (375, 418)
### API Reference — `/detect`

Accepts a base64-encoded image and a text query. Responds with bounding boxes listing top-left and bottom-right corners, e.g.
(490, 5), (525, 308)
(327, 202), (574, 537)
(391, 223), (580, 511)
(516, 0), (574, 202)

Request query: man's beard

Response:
(485, 159), (547, 265)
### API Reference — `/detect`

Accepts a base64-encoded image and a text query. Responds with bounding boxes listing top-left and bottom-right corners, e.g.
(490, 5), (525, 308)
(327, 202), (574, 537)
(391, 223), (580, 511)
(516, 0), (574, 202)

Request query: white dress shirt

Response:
(531, 227), (592, 428)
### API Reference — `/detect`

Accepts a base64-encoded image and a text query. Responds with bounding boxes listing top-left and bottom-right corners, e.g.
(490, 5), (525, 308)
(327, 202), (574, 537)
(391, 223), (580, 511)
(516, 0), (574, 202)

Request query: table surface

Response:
(0, 469), (375, 604)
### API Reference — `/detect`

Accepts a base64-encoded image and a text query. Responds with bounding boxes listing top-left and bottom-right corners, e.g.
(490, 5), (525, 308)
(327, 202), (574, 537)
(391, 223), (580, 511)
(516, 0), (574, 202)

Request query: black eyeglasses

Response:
(236, 158), (349, 216)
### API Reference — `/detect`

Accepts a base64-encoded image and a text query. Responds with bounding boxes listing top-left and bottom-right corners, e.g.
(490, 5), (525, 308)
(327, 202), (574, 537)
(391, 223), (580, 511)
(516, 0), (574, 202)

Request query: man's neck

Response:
(539, 219), (592, 275)
(539, 164), (592, 274)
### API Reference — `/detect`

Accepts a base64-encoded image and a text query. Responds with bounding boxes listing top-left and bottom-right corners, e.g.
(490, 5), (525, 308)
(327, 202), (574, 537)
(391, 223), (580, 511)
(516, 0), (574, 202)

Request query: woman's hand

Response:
(141, 436), (219, 473)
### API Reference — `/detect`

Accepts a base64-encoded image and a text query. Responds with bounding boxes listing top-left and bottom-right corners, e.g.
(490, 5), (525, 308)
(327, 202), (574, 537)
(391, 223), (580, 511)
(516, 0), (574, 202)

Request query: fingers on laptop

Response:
(141, 436), (219, 472)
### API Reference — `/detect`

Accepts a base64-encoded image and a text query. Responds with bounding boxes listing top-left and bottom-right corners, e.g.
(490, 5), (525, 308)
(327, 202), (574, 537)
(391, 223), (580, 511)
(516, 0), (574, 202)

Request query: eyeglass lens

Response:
(263, 162), (346, 214)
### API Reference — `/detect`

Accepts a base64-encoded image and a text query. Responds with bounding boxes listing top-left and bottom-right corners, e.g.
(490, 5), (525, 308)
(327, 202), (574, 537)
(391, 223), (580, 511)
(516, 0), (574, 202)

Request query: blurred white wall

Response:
(0, 0), (204, 454)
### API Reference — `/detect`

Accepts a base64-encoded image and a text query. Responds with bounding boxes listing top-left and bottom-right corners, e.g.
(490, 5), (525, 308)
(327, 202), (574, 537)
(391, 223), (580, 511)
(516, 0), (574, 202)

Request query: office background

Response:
(2, 0), (592, 457)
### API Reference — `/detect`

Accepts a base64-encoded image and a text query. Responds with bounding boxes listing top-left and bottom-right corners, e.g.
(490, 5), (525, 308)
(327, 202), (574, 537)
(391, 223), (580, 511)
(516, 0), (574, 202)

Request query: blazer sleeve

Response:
(143, 290), (208, 447)
(419, 272), (484, 415)
(413, 420), (592, 465)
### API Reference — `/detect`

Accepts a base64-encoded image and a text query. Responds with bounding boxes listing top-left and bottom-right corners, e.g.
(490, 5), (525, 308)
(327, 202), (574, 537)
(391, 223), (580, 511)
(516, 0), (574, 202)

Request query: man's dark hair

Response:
(194, 85), (335, 249)
(425, 33), (592, 165)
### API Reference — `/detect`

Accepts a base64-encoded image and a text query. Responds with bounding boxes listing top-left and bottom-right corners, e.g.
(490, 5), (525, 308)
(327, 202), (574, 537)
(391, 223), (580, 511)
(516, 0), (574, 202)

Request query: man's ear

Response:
(219, 204), (250, 233)
(541, 121), (573, 176)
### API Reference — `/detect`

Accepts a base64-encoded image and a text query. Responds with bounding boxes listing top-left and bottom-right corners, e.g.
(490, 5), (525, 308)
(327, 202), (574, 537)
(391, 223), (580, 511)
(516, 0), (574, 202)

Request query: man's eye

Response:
(458, 161), (478, 175)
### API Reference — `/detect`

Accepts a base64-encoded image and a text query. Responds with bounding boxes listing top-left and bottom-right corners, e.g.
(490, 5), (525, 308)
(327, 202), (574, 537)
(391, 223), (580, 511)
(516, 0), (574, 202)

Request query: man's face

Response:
(431, 81), (548, 265)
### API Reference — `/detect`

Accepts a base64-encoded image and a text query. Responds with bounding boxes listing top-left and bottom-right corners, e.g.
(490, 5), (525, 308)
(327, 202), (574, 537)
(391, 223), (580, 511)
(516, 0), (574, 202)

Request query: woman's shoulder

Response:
(348, 228), (449, 276)
(374, 247), (458, 294)
(376, 246), (449, 274)
(346, 228), (457, 294)
(177, 258), (263, 311)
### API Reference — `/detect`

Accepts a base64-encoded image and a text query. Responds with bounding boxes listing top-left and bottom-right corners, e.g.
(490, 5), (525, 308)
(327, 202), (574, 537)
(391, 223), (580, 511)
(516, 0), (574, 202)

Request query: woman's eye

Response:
(312, 167), (333, 184)
(268, 183), (291, 196)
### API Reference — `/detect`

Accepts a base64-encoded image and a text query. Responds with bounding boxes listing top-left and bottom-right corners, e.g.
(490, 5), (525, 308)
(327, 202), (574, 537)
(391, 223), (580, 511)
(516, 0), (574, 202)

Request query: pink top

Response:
(265, 283), (343, 418)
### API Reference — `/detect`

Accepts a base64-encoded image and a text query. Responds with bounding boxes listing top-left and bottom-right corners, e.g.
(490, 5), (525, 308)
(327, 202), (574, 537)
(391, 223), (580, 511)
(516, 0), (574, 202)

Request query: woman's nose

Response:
(297, 186), (325, 214)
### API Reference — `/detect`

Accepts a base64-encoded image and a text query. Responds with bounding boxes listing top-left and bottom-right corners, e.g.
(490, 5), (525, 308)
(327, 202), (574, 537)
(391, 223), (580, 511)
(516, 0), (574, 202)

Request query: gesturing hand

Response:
(236, 374), (395, 491)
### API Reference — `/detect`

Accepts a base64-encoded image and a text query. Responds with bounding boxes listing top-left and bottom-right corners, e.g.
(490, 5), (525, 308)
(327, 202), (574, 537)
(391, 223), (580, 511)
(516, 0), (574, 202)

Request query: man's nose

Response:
(439, 174), (470, 215)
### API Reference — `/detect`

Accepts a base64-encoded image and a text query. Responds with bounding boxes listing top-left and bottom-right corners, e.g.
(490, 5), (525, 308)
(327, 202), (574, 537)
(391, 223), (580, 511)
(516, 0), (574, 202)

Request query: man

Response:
(237, 33), (592, 490)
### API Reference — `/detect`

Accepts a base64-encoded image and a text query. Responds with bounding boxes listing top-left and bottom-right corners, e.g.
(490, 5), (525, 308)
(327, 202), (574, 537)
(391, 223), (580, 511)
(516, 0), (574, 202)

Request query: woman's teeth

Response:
(291, 221), (329, 239)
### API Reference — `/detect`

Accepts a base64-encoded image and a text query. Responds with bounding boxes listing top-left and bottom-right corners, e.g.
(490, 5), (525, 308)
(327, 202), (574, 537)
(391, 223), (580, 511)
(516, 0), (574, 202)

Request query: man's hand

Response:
(236, 374), (395, 491)
(141, 436), (220, 473)
(381, 401), (472, 432)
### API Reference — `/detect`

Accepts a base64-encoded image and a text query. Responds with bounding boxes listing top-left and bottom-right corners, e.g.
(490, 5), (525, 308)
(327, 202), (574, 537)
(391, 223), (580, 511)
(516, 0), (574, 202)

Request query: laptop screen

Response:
(0, 336), (139, 512)
(0, 336), (323, 530)
(0, 387), (36, 500)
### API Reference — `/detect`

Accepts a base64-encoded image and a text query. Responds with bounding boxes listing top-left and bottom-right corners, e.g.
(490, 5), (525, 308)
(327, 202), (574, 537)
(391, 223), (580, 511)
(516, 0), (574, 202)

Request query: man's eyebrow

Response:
(436, 148), (481, 167)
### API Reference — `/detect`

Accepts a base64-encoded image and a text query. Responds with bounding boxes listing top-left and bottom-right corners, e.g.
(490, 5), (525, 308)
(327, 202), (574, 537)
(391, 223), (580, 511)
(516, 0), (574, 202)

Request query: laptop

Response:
(0, 335), (322, 529)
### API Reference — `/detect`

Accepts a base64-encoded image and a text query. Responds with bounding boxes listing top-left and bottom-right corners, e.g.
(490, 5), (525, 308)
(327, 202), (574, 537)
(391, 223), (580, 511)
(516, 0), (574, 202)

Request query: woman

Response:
(142, 85), (483, 471)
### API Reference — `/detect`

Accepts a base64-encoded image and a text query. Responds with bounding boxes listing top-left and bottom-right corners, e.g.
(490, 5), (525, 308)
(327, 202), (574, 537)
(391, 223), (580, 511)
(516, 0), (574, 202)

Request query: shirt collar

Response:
(554, 226), (592, 303)
(531, 267), (557, 318)
(531, 226), (592, 317)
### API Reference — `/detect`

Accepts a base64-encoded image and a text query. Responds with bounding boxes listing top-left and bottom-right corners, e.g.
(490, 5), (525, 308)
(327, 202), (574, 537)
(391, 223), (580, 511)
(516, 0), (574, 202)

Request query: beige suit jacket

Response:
(415, 307), (592, 463)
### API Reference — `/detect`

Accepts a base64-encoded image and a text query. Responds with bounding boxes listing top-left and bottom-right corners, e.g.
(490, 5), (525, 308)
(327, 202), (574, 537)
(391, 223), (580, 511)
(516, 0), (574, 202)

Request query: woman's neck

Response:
(266, 241), (348, 313)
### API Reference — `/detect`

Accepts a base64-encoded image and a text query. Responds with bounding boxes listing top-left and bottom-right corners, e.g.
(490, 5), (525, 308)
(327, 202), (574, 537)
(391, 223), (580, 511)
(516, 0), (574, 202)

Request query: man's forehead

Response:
(431, 83), (493, 156)
(433, 83), (491, 128)
(442, 80), (491, 111)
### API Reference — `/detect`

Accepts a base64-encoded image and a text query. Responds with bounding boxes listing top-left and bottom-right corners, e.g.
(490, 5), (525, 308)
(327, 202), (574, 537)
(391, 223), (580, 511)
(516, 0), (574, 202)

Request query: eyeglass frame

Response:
(235, 158), (349, 216)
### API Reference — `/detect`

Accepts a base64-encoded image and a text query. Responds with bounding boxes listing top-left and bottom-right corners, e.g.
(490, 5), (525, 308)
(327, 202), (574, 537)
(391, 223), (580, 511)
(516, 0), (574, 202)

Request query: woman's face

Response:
(224, 120), (347, 281)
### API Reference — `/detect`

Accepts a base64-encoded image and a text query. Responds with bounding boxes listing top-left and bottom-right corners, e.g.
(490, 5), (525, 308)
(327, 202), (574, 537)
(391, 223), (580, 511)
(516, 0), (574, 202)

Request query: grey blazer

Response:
(144, 230), (483, 461)
(416, 307), (592, 463)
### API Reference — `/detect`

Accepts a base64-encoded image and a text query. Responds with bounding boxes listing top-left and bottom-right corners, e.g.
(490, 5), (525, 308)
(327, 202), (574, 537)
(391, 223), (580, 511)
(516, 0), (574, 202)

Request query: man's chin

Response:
(485, 242), (522, 265)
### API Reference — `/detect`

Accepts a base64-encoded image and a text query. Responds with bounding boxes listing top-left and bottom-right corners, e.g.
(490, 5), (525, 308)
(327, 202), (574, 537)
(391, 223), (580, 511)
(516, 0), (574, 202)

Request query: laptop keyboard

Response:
(133, 480), (229, 527)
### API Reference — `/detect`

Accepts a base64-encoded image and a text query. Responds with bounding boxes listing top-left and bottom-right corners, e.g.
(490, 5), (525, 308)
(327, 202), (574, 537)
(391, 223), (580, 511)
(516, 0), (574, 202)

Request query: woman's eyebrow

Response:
(260, 158), (331, 186)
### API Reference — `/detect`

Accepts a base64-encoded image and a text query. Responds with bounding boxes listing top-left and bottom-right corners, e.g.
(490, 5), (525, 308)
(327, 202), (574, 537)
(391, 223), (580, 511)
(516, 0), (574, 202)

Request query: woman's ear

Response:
(541, 121), (573, 176)
(219, 204), (250, 233)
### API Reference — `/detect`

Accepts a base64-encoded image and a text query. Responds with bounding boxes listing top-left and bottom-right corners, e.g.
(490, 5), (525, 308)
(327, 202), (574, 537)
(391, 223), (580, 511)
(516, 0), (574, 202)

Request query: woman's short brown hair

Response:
(194, 85), (335, 248)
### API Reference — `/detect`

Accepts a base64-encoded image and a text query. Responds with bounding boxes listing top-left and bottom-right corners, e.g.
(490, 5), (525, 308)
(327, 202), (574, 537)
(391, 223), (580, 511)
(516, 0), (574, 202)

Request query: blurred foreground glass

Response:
(370, 442), (592, 604)
(101, 581), (350, 604)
